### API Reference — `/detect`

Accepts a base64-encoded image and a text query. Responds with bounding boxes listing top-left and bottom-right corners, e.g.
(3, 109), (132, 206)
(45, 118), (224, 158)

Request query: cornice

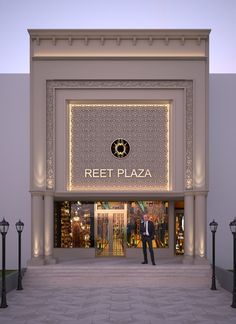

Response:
(28, 29), (210, 50)
(28, 28), (211, 37)
(30, 35), (207, 47)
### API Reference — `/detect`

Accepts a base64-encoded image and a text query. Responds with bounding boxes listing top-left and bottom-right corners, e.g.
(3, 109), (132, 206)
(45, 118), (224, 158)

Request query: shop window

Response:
(127, 201), (169, 248)
(54, 201), (94, 248)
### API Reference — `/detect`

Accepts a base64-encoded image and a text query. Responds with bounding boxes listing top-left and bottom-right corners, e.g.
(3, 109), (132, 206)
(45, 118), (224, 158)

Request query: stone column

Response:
(195, 192), (207, 263)
(44, 193), (57, 264)
(183, 193), (194, 263)
(28, 192), (45, 265)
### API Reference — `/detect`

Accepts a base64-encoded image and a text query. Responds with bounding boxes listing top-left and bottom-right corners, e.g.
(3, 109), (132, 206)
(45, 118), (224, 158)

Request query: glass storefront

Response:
(54, 201), (94, 248)
(127, 201), (169, 248)
(54, 200), (181, 255)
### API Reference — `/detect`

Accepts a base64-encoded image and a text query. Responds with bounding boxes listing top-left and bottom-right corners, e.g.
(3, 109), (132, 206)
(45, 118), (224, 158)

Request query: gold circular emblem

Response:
(111, 139), (130, 158)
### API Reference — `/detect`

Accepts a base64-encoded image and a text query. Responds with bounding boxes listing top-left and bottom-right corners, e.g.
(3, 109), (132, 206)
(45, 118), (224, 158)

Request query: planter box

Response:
(0, 269), (26, 293)
(216, 266), (233, 293)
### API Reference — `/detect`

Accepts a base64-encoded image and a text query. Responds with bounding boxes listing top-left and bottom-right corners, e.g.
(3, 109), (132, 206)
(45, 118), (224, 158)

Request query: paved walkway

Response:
(0, 259), (236, 324)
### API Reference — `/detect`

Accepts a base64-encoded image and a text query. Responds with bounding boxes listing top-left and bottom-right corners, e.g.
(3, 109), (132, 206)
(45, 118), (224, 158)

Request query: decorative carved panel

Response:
(68, 104), (169, 191)
(46, 80), (193, 191)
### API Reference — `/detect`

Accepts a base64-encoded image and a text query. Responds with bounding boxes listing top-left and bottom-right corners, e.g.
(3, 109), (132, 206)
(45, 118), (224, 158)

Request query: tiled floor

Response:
(0, 259), (235, 324)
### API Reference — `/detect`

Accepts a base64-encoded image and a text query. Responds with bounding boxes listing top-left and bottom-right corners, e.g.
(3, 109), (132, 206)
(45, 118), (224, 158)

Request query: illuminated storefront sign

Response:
(84, 168), (152, 178)
(68, 103), (170, 191)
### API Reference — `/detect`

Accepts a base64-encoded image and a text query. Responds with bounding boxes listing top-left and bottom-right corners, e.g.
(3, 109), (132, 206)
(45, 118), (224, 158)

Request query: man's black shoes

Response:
(141, 261), (156, 265)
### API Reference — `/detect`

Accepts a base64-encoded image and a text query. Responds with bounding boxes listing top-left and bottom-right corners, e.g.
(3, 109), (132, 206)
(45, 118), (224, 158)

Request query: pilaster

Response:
(28, 192), (45, 266)
(194, 192), (208, 264)
(44, 192), (57, 264)
(183, 192), (195, 263)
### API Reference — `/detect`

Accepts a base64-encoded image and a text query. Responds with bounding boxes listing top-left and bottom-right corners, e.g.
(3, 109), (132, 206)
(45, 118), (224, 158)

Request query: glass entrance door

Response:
(95, 203), (127, 256)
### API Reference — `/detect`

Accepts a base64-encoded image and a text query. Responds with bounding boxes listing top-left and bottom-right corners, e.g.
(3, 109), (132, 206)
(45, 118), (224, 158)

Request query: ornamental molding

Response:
(46, 80), (193, 191)
(32, 35), (205, 47)
(29, 29), (209, 48)
(29, 30), (209, 59)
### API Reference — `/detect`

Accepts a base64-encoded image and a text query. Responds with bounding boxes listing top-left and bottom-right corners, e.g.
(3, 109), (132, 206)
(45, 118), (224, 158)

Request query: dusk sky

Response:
(0, 0), (235, 73)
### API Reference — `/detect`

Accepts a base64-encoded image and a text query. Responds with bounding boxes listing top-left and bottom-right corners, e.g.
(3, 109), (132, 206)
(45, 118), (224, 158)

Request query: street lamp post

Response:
(209, 219), (218, 290)
(15, 220), (24, 291)
(229, 218), (236, 308)
(0, 218), (9, 308)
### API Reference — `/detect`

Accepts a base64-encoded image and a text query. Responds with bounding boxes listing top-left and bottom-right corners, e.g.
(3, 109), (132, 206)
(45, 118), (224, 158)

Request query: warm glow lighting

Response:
(199, 238), (205, 257)
(68, 104), (73, 191)
(44, 225), (52, 256)
(34, 53), (205, 58)
(195, 157), (205, 188)
(68, 103), (170, 191)
(167, 103), (170, 190)
(33, 242), (40, 257)
(35, 160), (45, 188)
(186, 179), (193, 190)
(47, 179), (53, 190)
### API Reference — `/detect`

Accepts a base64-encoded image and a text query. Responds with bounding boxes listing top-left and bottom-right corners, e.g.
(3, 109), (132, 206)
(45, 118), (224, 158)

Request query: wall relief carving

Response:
(69, 103), (169, 191)
(46, 80), (193, 191)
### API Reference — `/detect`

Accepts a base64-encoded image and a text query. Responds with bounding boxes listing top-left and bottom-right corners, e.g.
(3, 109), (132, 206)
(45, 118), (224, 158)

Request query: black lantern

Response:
(15, 220), (24, 233)
(229, 218), (236, 308)
(0, 218), (9, 308)
(15, 220), (24, 291)
(229, 218), (236, 234)
(209, 219), (218, 233)
(0, 218), (9, 235)
(209, 219), (218, 290)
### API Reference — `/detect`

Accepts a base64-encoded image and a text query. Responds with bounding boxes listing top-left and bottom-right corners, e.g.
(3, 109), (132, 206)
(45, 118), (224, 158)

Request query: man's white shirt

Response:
(145, 221), (149, 235)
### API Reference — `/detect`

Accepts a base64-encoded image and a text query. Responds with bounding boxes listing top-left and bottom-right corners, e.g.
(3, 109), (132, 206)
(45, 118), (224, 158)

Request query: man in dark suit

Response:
(140, 214), (156, 265)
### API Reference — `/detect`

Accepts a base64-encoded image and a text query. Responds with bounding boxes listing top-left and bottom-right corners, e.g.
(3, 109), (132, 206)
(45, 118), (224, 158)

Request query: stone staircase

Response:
(24, 258), (212, 289)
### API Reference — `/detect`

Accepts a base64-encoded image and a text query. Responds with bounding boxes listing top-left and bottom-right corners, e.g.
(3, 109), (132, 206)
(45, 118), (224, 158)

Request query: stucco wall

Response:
(0, 73), (235, 269)
(207, 74), (236, 270)
(0, 74), (30, 269)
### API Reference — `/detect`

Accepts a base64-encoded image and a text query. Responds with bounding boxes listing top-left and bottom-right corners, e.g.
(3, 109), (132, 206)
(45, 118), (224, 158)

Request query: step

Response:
(23, 264), (211, 289)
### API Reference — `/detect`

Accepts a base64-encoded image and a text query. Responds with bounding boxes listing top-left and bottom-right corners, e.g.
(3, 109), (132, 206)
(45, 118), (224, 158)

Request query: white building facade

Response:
(1, 72), (236, 270)
(26, 29), (210, 265)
